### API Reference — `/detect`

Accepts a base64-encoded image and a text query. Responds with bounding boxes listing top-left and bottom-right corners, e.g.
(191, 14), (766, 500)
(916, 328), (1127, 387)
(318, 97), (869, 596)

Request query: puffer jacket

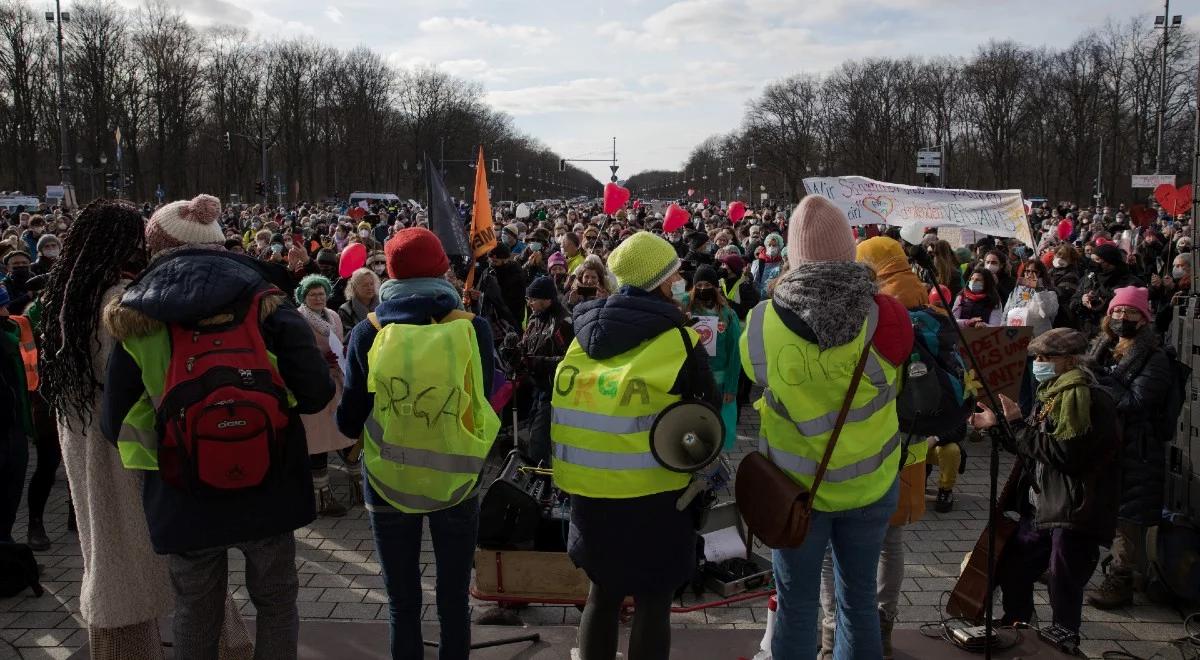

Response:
(100, 247), (336, 555)
(565, 287), (719, 596)
(517, 302), (573, 390)
(1087, 324), (1171, 525)
(1001, 369), (1121, 545)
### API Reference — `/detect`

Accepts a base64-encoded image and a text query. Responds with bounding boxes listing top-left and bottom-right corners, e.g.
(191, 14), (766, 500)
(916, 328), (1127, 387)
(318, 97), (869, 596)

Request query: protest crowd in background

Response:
(0, 185), (1193, 660)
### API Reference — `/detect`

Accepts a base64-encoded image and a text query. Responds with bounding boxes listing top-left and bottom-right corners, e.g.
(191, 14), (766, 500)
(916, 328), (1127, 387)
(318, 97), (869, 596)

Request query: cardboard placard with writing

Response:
(958, 326), (1033, 402)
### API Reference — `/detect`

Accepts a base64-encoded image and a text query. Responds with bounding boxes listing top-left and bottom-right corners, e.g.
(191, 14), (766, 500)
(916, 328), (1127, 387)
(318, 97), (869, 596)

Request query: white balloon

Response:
(899, 222), (925, 246)
(515, 203), (531, 219)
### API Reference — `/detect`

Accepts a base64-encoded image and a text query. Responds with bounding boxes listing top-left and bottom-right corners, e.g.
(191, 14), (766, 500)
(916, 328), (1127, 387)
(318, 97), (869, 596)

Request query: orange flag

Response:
(470, 146), (496, 259)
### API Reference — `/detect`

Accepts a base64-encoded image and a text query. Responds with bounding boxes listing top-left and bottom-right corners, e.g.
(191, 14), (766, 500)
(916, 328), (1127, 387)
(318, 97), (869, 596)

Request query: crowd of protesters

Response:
(0, 190), (1188, 660)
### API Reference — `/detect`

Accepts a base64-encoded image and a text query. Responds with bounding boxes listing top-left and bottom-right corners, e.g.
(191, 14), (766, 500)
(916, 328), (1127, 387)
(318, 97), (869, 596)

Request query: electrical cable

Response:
(918, 591), (1020, 653)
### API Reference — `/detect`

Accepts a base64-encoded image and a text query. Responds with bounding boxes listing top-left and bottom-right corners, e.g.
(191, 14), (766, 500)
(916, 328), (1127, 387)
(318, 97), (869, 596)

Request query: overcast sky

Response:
(121, 0), (1198, 183)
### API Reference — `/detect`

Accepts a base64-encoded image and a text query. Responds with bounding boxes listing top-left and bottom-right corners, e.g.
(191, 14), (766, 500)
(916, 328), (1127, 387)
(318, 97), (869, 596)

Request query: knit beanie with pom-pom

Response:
(146, 194), (225, 256)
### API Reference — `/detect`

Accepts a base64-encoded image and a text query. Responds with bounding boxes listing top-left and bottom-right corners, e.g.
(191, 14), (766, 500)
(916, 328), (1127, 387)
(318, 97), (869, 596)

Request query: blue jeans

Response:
(772, 478), (899, 660)
(370, 491), (479, 660)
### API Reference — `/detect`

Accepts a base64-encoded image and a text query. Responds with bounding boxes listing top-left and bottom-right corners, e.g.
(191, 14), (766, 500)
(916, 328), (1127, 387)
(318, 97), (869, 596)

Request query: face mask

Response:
(969, 281), (984, 293)
(696, 288), (717, 305)
(317, 263), (336, 276)
(985, 263), (1001, 274)
(503, 234), (516, 246)
(1031, 360), (1058, 383)
(1052, 257), (1067, 269)
(42, 248), (59, 259)
(528, 241), (543, 253)
(358, 229), (370, 239)
(766, 246), (780, 259)
(372, 264), (386, 276)
(670, 278), (688, 302)
(1173, 267), (1187, 280)
(1114, 319), (1140, 339)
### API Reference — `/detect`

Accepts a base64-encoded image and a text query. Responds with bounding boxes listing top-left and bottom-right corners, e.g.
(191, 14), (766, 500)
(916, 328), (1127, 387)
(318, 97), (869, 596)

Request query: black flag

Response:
(426, 154), (469, 258)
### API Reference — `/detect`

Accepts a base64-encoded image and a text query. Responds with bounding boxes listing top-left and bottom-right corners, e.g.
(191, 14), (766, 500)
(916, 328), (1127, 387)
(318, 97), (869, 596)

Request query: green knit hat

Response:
(607, 231), (680, 291)
(295, 273), (332, 305)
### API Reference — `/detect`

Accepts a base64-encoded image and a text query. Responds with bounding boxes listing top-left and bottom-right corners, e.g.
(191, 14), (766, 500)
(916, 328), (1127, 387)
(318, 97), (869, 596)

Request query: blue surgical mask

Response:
(1031, 360), (1058, 383)
(528, 241), (543, 253)
(670, 278), (688, 302)
(969, 281), (984, 293)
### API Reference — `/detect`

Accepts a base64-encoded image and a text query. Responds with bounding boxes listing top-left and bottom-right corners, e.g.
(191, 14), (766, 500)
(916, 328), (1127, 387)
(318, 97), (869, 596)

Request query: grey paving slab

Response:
(2, 402), (1190, 660)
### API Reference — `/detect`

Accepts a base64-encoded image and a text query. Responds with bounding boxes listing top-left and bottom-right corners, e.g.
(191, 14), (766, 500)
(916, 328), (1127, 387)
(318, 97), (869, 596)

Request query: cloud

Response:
(417, 16), (559, 49)
(487, 78), (630, 115)
(324, 5), (343, 23)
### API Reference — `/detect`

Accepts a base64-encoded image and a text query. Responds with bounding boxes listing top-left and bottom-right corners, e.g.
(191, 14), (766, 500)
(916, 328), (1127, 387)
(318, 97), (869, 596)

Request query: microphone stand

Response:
(913, 253), (1018, 660)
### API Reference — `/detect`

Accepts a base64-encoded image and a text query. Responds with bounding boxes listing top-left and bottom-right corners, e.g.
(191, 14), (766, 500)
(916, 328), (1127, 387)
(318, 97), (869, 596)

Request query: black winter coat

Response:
(565, 287), (719, 596)
(518, 303), (573, 390)
(101, 248), (335, 554)
(1048, 265), (1081, 329)
(1088, 326), (1171, 525)
(1002, 374), (1121, 545)
(492, 261), (528, 327)
(1070, 265), (1142, 337)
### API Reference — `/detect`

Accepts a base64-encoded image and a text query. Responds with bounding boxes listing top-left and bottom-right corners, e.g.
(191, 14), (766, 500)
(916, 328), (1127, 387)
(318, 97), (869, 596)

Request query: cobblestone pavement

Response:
(1, 406), (1191, 659)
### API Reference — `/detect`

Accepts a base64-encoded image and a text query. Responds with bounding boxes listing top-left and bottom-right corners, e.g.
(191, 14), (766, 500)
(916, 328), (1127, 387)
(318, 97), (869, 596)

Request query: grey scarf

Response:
(772, 262), (877, 350)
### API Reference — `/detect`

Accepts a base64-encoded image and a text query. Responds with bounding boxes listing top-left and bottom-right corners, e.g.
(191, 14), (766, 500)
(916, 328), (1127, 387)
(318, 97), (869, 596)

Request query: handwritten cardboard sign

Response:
(958, 326), (1033, 402)
(802, 175), (1035, 247)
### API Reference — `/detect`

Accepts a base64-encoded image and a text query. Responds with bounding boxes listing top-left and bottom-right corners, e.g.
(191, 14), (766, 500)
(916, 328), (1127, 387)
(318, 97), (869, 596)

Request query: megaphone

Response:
(649, 400), (725, 473)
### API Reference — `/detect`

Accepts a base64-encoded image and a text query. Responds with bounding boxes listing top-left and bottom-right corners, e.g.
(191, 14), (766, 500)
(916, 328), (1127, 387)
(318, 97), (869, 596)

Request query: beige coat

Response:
(300, 306), (356, 455)
(58, 283), (173, 628)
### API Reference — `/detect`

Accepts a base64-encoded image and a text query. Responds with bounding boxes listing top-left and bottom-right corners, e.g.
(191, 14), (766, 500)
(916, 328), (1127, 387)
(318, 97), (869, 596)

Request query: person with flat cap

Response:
(970, 327), (1120, 637)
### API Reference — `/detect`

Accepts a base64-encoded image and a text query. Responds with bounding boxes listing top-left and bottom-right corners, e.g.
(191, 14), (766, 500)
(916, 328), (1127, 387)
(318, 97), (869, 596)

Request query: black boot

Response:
(27, 518), (50, 551)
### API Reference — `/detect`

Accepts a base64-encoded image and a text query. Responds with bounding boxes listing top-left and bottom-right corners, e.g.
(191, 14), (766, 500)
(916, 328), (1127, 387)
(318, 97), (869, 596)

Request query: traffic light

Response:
(104, 172), (116, 190)
(558, 159), (566, 172)
(224, 131), (231, 151)
(124, 173), (135, 190)
(255, 181), (265, 197)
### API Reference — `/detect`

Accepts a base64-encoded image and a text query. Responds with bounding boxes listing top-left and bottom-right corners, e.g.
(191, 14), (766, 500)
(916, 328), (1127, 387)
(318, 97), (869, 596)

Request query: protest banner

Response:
(802, 176), (1035, 247)
(958, 326), (1033, 402)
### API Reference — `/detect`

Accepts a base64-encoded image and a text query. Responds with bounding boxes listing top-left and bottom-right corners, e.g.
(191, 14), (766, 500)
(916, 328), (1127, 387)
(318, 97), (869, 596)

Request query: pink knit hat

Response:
(787, 196), (855, 267)
(1107, 286), (1151, 321)
(146, 194), (225, 256)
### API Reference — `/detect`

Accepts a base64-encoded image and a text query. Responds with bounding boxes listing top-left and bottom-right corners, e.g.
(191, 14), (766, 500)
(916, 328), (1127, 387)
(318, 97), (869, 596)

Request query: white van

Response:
(348, 192), (401, 208)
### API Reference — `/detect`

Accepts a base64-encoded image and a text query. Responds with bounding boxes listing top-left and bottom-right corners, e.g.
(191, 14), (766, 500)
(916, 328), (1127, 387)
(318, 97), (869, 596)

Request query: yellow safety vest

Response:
(740, 300), (902, 512)
(551, 328), (696, 499)
(364, 311), (499, 513)
(721, 275), (744, 305)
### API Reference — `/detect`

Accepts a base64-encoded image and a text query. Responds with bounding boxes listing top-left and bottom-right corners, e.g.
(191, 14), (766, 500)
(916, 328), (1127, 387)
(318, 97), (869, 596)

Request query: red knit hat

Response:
(384, 227), (449, 280)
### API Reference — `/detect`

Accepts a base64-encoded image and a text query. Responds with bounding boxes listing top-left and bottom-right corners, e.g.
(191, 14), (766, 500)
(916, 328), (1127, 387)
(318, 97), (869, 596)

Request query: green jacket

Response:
(691, 305), (742, 396)
(0, 317), (33, 439)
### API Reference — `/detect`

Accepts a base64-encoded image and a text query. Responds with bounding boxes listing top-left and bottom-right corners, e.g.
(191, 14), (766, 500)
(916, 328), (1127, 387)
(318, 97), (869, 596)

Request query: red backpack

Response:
(155, 289), (291, 494)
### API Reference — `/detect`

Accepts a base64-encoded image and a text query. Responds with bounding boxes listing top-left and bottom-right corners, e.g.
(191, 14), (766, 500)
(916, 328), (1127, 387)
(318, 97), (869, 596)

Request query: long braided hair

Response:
(40, 201), (147, 425)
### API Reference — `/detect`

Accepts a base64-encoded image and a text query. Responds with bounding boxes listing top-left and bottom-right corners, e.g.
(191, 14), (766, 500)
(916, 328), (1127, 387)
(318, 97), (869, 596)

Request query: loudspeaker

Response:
(649, 401), (725, 473)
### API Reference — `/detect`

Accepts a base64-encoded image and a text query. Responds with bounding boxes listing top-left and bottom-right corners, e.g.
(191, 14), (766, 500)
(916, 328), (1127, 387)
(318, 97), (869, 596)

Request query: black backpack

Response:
(0, 542), (43, 597)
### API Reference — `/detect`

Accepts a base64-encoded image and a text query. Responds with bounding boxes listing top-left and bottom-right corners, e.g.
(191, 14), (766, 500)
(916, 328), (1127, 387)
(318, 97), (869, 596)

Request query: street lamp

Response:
(747, 154), (758, 205)
(726, 163), (735, 202)
(1153, 3), (1184, 173)
(75, 153), (107, 201)
(46, 2), (74, 207)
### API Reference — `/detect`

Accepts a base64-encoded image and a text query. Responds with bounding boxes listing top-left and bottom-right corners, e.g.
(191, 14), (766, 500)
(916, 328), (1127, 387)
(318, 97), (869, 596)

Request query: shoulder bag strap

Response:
(807, 338), (874, 503)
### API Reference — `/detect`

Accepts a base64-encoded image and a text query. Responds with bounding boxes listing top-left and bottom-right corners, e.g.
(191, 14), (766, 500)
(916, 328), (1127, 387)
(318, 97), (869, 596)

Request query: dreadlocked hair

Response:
(39, 200), (147, 427)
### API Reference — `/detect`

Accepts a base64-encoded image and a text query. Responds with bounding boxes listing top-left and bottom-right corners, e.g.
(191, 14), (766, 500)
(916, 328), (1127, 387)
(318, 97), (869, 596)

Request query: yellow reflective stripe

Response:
(745, 301), (770, 384)
(364, 415), (486, 473)
(366, 472), (474, 512)
(552, 443), (661, 470)
(551, 408), (658, 435)
(761, 432), (901, 483)
(118, 423), (160, 470)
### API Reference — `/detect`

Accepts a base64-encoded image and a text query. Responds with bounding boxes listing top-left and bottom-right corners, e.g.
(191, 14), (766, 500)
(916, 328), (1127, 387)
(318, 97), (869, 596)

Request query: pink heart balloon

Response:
(663, 203), (690, 233)
(339, 242), (367, 279)
(728, 201), (747, 224)
(603, 182), (631, 215)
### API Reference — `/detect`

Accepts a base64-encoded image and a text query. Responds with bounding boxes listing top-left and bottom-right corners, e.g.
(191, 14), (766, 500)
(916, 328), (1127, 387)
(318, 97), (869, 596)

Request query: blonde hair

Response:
(347, 267), (381, 301)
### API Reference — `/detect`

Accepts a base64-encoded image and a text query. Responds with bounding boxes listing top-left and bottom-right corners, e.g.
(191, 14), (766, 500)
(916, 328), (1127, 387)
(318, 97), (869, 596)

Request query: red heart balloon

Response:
(339, 242), (367, 279)
(728, 201), (747, 224)
(1155, 183), (1193, 216)
(603, 182), (631, 215)
(663, 203), (690, 233)
(1130, 204), (1156, 228)
(687, 188), (695, 197)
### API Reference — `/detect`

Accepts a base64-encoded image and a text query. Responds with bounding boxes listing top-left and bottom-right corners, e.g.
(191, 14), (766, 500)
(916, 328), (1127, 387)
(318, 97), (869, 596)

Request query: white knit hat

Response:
(146, 194), (224, 256)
